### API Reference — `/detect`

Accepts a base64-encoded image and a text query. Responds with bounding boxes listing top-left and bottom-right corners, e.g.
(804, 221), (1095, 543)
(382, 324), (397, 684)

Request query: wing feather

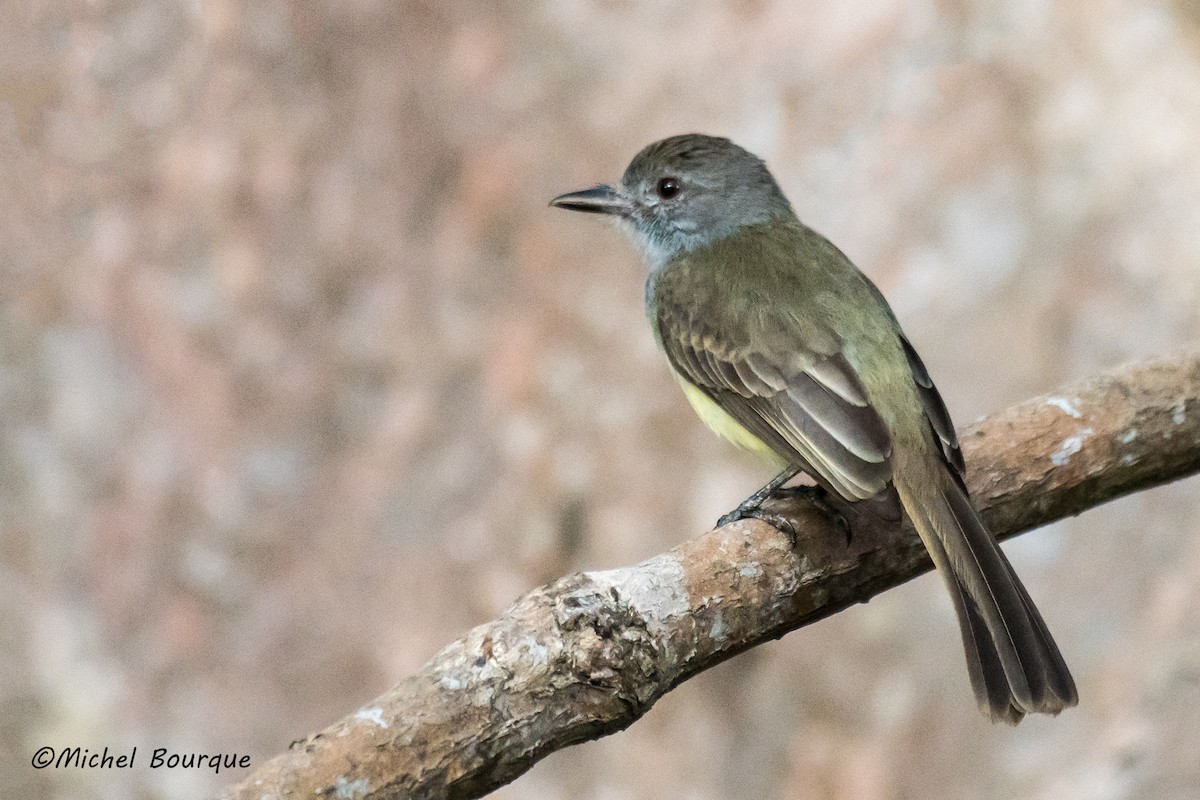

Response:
(900, 334), (966, 477)
(785, 370), (889, 462)
(656, 301), (894, 501)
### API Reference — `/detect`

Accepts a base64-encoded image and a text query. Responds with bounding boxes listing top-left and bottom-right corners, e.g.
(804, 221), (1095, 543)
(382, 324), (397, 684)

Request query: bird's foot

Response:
(716, 466), (799, 529)
(716, 484), (850, 548)
(716, 501), (799, 542)
(782, 485), (852, 545)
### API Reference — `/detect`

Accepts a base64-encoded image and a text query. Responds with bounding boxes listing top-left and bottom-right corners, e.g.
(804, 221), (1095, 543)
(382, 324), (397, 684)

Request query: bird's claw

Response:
(716, 484), (850, 548)
(717, 503), (799, 543)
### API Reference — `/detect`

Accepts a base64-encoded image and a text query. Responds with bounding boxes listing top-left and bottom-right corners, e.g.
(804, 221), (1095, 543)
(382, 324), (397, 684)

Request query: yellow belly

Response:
(676, 375), (787, 468)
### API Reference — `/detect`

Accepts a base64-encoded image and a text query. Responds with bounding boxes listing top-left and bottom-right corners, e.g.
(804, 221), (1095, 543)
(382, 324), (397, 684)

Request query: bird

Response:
(550, 133), (1077, 723)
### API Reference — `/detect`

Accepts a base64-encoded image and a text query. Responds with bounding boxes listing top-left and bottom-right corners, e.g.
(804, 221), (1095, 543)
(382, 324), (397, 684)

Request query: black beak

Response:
(549, 184), (631, 216)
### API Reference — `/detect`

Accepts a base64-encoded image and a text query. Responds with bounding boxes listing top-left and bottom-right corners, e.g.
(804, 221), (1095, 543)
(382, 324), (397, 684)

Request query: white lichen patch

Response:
(1119, 429), (1138, 444)
(353, 706), (389, 729)
(710, 610), (728, 641)
(1051, 428), (1094, 466)
(333, 776), (371, 799)
(588, 554), (689, 636)
(1172, 398), (1186, 426)
(515, 638), (550, 666)
(1046, 396), (1083, 419)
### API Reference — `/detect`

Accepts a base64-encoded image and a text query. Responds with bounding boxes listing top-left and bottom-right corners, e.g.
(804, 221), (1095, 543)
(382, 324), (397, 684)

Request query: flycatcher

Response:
(551, 134), (1076, 723)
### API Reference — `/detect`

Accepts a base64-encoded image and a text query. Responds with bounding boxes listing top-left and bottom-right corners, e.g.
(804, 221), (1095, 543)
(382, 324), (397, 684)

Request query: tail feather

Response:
(896, 464), (1077, 723)
(918, 522), (1025, 723)
(1001, 543), (1079, 706)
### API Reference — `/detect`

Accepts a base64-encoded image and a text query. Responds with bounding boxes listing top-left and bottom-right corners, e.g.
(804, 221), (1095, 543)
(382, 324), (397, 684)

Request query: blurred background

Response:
(3, 1), (1200, 798)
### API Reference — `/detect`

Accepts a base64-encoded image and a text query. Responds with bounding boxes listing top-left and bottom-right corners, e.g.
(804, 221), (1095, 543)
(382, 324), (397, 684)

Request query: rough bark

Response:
(223, 351), (1200, 800)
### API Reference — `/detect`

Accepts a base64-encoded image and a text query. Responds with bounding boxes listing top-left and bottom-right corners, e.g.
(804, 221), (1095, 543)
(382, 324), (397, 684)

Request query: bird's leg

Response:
(716, 466), (800, 529)
(717, 468), (851, 547)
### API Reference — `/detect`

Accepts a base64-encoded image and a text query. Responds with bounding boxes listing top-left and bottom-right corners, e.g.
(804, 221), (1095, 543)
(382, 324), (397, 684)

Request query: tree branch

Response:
(223, 351), (1200, 800)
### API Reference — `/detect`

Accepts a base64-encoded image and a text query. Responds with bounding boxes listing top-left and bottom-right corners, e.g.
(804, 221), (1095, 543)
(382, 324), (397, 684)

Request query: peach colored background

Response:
(3, 2), (1199, 798)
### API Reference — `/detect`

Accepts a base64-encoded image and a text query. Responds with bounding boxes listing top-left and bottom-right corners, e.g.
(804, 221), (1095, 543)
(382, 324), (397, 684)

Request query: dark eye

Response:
(655, 177), (681, 200)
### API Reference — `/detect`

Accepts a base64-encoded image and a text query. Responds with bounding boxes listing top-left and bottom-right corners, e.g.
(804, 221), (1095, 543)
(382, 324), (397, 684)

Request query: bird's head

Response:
(551, 134), (793, 267)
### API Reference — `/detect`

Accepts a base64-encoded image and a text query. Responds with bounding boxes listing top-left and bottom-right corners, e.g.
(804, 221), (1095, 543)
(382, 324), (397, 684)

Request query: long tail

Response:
(894, 462), (1078, 724)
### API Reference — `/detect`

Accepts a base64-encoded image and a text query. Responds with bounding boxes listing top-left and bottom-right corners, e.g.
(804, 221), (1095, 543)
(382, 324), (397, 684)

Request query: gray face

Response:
(551, 135), (793, 268)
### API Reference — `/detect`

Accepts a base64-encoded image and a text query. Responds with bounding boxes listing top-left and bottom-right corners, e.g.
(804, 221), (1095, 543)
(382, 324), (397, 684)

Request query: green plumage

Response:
(553, 134), (1077, 723)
